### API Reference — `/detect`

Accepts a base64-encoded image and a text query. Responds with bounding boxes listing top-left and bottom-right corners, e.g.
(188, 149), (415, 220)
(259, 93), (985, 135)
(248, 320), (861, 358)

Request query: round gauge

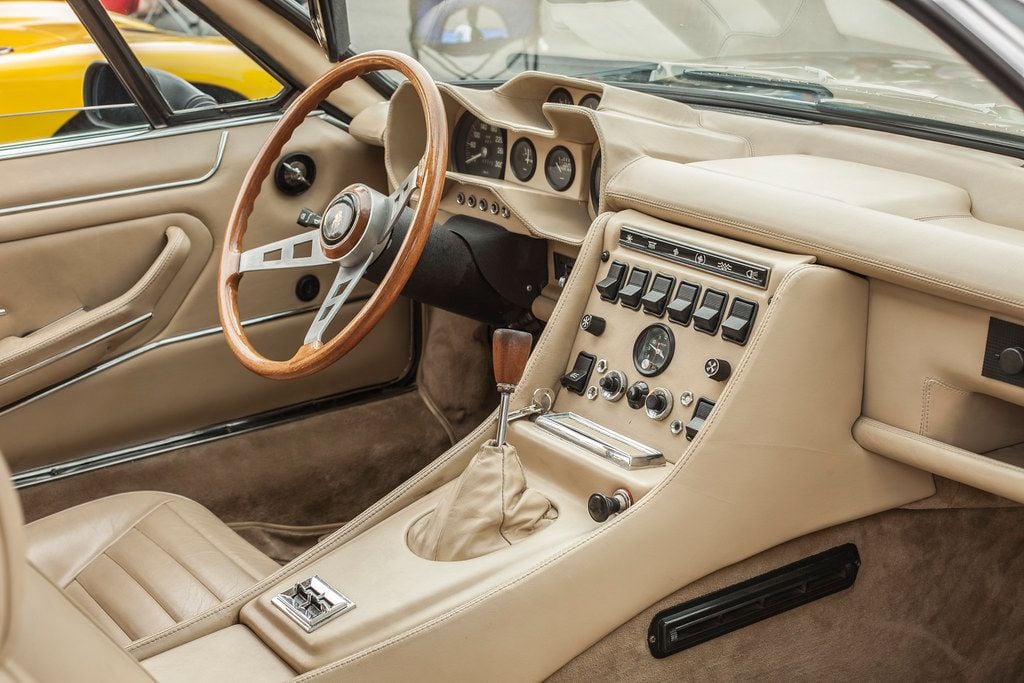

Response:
(544, 146), (576, 191)
(547, 87), (574, 105)
(453, 114), (506, 179)
(590, 151), (602, 213)
(633, 324), (675, 377)
(579, 93), (601, 110)
(510, 138), (536, 182)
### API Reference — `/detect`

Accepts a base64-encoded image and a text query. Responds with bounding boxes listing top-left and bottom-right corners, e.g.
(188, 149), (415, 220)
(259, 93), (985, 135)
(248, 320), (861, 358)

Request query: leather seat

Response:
(25, 490), (279, 646)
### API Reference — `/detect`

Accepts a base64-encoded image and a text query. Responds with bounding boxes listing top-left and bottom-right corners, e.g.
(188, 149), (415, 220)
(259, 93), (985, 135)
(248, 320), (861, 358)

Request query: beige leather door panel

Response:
(0, 116), (409, 475)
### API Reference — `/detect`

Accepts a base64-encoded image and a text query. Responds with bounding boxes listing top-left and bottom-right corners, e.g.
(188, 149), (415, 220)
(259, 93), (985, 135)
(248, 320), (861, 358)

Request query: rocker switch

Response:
(641, 274), (676, 317)
(618, 268), (650, 309)
(561, 352), (596, 396)
(684, 398), (716, 441)
(596, 262), (628, 302)
(693, 290), (729, 335)
(666, 282), (701, 326)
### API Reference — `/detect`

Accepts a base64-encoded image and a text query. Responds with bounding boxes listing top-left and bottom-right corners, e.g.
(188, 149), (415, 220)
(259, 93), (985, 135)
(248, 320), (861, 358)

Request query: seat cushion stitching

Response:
(36, 499), (174, 589)
(131, 523), (222, 599)
(69, 579), (132, 643)
(102, 547), (191, 623)
(163, 504), (265, 582)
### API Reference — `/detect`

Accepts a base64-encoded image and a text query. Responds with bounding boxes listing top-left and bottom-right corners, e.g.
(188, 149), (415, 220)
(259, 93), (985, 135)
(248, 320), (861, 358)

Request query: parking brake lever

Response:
(493, 329), (533, 446)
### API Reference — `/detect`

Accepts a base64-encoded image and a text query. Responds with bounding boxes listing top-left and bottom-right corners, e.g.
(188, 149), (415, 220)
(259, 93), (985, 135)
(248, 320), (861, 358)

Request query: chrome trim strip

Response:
(0, 110), (330, 162)
(535, 411), (666, 470)
(0, 313), (151, 388)
(0, 131), (228, 217)
(0, 304), (321, 419)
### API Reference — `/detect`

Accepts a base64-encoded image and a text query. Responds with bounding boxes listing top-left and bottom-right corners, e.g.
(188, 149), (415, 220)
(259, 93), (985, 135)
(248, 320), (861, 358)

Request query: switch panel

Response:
(693, 290), (729, 335)
(666, 282), (701, 326)
(561, 352), (597, 395)
(684, 398), (716, 441)
(721, 298), (758, 345)
(596, 261), (628, 302)
(641, 274), (676, 317)
(982, 318), (1024, 388)
(618, 267), (651, 309)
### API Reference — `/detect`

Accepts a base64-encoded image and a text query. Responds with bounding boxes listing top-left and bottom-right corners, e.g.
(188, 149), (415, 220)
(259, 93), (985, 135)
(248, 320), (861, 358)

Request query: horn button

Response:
(319, 185), (376, 262)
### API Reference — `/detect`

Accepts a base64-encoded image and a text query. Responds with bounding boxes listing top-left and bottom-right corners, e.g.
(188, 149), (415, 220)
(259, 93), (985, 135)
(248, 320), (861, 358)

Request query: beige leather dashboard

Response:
(349, 70), (1024, 506)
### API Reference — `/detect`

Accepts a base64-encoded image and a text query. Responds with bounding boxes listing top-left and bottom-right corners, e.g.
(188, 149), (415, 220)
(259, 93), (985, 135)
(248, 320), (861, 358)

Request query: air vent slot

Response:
(648, 544), (860, 658)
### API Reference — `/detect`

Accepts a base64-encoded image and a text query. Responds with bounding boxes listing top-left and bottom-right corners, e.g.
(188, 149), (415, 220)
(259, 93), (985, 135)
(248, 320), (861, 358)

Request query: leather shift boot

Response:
(408, 441), (557, 561)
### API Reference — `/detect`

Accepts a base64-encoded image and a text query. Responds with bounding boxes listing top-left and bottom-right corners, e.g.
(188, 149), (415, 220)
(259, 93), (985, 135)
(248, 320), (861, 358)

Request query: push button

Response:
(684, 398), (716, 441)
(666, 282), (701, 326)
(560, 352), (596, 395)
(618, 268), (650, 309)
(693, 290), (728, 335)
(596, 262), (628, 302)
(640, 274), (675, 317)
(722, 298), (758, 345)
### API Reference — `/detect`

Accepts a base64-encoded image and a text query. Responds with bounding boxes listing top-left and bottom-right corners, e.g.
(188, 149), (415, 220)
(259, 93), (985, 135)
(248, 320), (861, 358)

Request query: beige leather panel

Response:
(0, 116), (412, 469)
(1, 566), (153, 683)
(25, 491), (277, 646)
(605, 156), (1024, 320)
(142, 625), (294, 683)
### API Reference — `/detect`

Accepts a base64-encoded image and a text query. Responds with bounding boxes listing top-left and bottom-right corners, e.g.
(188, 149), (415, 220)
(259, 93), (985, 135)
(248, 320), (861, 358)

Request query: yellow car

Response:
(0, 0), (281, 144)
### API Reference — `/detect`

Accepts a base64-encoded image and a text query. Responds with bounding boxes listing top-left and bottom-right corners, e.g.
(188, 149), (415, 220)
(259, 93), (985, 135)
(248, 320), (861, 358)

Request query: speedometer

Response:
(454, 114), (506, 179)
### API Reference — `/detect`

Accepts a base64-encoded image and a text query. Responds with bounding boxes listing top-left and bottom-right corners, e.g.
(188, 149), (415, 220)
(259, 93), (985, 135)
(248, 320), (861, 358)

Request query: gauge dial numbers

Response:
(544, 146), (576, 192)
(510, 138), (537, 182)
(453, 114), (507, 179)
(633, 324), (675, 377)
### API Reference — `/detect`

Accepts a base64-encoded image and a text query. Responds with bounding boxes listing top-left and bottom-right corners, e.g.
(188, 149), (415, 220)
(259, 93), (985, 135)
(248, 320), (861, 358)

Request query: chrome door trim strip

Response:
(0, 313), (152, 388)
(0, 303), (325, 418)
(9, 381), (414, 489)
(0, 131), (228, 217)
(0, 110), (335, 162)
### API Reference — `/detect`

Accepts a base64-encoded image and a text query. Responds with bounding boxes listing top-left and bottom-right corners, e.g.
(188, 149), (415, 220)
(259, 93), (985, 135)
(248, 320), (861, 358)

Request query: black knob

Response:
(704, 358), (731, 382)
(588, 493), (623, 523)
(645, 392), (668, 414)
(580, 314), (606, 336)
(599, 373), (621, 394)
(998, 347), (1024, 375)
(626, 381), (649, 409)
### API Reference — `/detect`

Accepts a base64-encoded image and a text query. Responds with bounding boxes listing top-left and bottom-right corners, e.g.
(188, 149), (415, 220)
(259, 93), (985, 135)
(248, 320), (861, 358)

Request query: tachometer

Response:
(545, 146), (576, 191)
(454, 114), (506, 179)
(633, 324), (675, 377)
(510, 138), (536, 181)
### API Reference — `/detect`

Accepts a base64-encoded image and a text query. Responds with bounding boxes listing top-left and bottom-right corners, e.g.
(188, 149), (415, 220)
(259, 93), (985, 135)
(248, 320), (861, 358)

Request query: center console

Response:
(139, 209), (931, 681)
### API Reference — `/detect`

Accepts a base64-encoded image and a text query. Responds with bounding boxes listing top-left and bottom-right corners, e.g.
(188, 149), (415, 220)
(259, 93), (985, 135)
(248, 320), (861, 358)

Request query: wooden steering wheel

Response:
(218, 51), (447, 380)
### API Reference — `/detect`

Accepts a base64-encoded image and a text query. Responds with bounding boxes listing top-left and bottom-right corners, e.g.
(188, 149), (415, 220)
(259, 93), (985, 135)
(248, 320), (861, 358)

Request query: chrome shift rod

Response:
(492, 329), (533, 446)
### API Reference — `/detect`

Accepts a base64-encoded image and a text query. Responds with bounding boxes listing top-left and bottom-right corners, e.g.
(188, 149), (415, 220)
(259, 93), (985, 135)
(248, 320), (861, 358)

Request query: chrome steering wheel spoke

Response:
(303, 255), (373, 346)
(238, 229), (332, 273)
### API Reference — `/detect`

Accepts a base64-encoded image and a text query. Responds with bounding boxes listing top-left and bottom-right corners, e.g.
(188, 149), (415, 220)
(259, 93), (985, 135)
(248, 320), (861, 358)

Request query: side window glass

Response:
(0, 1), (147, 147)
(102, 0), (284, 112)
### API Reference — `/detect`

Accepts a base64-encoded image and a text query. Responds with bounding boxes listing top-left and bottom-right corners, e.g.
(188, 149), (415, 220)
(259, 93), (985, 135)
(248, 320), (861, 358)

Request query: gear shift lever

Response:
(493, 329), (532, 445)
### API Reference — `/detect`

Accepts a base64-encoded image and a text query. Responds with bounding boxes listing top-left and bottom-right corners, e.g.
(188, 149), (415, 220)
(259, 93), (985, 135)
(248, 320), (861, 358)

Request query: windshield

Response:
(306, 0), (1024, 140)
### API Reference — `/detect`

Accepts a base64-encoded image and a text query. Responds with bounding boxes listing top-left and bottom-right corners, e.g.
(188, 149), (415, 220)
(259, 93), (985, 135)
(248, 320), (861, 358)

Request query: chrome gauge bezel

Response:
(632, 323), (675, 377)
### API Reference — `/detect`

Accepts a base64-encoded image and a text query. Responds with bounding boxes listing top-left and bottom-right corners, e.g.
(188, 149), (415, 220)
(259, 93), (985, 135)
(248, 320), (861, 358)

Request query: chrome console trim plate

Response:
(535, 411), (666, 470)
(619, 225), (771, 289)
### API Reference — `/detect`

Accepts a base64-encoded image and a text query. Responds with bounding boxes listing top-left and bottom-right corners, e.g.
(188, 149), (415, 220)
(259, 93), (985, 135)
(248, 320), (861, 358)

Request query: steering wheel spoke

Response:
(304, 256), (373, 346)
(218, 51), (447, 379)
(238, 230), (332, 273)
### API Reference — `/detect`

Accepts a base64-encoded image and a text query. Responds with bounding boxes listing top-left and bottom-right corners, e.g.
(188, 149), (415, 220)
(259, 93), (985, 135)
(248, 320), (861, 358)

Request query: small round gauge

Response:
(544, 146), (576, 191)
(547, 87), (574, 105)
(510, 138), (536, 182)
(633, 324), (675, 377)
(590, 151), (602, 213)
(579, 93), (601, 110)
(453, 114), (506, 179)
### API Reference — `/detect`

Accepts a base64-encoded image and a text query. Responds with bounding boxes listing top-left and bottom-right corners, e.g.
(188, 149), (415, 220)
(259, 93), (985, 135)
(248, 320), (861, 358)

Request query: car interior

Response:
(2, 0), (1024, 679)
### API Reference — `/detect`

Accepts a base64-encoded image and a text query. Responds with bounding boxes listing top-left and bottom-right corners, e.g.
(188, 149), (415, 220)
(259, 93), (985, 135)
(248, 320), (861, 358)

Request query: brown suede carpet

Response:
(551, 507), (1024, 682)
(18, 389), (449, 530)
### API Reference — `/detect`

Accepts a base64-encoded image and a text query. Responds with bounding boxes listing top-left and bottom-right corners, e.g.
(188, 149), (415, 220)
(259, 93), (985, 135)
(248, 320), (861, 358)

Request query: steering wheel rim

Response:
(218, 51), (447, 380)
